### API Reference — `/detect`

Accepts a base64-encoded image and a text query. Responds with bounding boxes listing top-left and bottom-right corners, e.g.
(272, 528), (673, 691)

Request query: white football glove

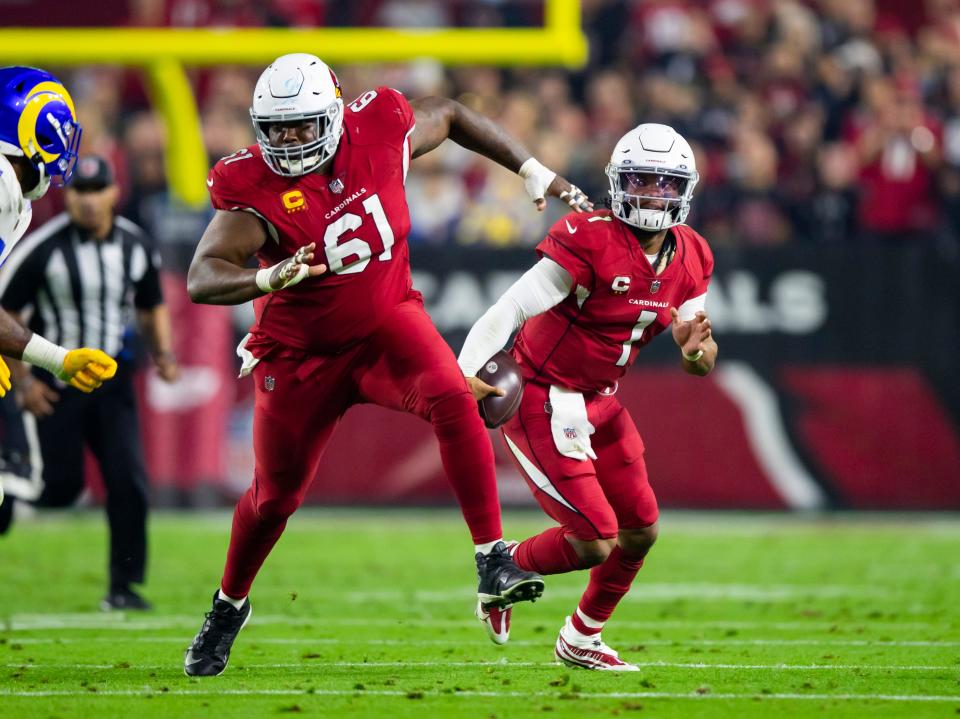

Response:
(519, 158), (557, 206)
(256, 245), (313, 293)
(519, 158), (590, 211)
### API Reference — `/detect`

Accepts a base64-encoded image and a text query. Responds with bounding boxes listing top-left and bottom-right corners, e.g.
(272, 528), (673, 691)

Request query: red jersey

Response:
(207, 87), (417, 354)
(512, 210), (713, 393)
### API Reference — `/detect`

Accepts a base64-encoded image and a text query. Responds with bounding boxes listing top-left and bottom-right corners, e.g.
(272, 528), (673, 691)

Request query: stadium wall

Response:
(128, 243), (960, 511)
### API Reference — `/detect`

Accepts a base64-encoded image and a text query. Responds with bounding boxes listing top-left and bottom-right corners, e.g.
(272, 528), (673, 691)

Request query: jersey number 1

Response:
(323, 193), (394, 275)
(615, 310), (657, 366)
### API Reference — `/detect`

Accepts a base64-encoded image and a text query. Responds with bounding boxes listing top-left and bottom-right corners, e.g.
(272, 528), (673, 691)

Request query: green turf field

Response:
(1, 509), (958, 718)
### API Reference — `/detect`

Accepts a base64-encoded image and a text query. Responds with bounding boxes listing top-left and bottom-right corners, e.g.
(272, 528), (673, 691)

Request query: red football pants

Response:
(221, 299), (502, 598)
(501, 381), (659, 541)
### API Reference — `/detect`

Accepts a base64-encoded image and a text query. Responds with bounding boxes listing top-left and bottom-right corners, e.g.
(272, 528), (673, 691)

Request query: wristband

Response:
(682, 349), (704, 362)
(518, 157), (557, 201)
(256, 261), (310, 294)
(255, 267), (276, 293)
(22, 334), (68, 376)
(519, 157), (551, 180)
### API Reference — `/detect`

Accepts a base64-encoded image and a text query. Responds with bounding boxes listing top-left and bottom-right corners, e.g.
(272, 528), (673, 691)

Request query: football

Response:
(476, 350), (524, 429)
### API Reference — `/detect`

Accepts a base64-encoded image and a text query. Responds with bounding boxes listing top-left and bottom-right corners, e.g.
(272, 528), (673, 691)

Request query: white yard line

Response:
(0, 687), (957, 703)
(5, 614), (948, 632)
(5, 636), (959, 647)
(4, 660), (958, 671)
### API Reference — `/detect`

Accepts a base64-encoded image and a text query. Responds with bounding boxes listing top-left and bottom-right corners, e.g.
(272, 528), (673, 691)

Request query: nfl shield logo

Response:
(329, 178), (344, 194)
(265, 376), (275, 392)
(563, 427), (578, 440)
(650, 280), (661, 293)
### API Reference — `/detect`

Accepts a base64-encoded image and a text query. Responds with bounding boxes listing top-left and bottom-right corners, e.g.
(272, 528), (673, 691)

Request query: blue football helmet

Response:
(0, 66), (82, 199)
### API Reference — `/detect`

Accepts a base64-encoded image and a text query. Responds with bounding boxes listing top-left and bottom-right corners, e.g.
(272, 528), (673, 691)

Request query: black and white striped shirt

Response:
(0, 212), (163, 357)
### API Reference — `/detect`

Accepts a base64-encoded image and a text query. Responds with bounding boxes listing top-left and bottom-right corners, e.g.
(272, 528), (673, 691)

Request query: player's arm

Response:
(137, 305), (178, 382)
(0, 266), (115, 394)
(187, 209), (327, 305)
(0, 315), (115, 394)
(1, 311), (58, 415)
(409, 96), (591, 213)
(669, 304), (718, 377)
(458, 258), (573, 400)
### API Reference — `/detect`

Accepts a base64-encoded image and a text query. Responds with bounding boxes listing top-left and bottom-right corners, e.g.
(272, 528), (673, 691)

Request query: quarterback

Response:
(183, 53), (592, 676)
(460, 124), (718, 670)
(0, 66), (118, 507)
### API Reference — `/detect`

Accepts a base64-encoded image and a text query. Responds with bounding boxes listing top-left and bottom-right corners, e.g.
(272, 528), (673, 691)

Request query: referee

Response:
(0, 155), (178, 610)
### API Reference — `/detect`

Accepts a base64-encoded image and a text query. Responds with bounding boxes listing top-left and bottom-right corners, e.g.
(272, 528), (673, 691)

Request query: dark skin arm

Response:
(187, 210), (269, 305)
(186, 210), (326, 306)
(0, 307), (36, 360)
(5, 312), (59, 416)
(409, 96), (591, 211)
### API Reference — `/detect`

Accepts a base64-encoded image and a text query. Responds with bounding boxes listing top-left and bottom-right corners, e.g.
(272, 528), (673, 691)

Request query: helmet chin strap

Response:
(22, 162), (50, 200)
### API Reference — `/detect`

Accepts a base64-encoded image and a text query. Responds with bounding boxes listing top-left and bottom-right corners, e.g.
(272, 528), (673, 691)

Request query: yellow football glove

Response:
(59, 348), (118, 393)
(0, 356), (10, 398)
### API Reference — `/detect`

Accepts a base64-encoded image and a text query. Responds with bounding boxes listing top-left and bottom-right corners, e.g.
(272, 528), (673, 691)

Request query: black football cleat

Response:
(184, 591), (252, 677)
(0, 494), (13, 535)
(101, 586), (153, 611)
(476, 541), (544, 609)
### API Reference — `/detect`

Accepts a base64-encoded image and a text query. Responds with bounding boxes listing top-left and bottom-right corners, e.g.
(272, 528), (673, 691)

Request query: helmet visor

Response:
(618, 171), (687, 199)
(617, 169), (689, 215)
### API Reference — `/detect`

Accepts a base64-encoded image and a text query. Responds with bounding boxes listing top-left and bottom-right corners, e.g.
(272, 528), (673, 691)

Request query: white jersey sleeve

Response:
(0, 155), (33, 267)
(458, 257), (573, 377)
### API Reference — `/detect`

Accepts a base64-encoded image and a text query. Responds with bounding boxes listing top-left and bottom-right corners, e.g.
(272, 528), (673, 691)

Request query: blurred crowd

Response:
(19, 0), (960, 253)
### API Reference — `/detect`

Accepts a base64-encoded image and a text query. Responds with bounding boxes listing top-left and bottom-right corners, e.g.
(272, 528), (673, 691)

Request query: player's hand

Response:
(0, 356), (10, 398)
(520, 158), (592, 213)
(15, 374), (59, 416)
(545, 175), (593, 213)
(153, 351), (180, 383)
(466, 376), (506, 402)
(58, 348), (118, 393)
(670, 308), (712, 356)
(266, 243), (327, 291)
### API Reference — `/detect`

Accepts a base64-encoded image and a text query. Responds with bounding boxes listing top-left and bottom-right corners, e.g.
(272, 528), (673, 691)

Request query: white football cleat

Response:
(554, 616), (639, 671)
(475, 541), (520, 645)
(476, 599), (512, 644)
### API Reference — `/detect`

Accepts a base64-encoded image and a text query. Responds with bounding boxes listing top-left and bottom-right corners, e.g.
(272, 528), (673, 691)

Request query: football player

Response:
(0, 66), (118, 508)
(183, 53), (592, 676)
(459, 124), (718, 670)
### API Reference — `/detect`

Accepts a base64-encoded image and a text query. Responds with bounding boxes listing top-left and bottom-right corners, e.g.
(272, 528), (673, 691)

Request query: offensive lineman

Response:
(183, 53), (593, 676)
(459, 124), (718, 670)
(0, 66), (119, 508)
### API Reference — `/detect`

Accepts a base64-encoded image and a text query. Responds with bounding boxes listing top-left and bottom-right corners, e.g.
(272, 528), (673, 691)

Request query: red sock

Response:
(220, 486), (292, 598)
(513, 527), (585, 575)
(431, 393), (503, 544)
(576, 545), (645, 624)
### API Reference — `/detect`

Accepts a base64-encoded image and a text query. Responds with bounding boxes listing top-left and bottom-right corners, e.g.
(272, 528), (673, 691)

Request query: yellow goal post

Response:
(0, 0), (587, 207)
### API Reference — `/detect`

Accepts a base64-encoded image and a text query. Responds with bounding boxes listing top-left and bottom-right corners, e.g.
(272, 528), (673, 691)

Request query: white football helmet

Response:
(250, 53), (344, 176)
(606, 123), (699, 232)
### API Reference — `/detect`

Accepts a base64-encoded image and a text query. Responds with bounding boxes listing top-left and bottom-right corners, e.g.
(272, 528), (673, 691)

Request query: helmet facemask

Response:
(251, 99), (343, 177)
(22, 98), (82, 199)
(607, 165), (698, 232)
